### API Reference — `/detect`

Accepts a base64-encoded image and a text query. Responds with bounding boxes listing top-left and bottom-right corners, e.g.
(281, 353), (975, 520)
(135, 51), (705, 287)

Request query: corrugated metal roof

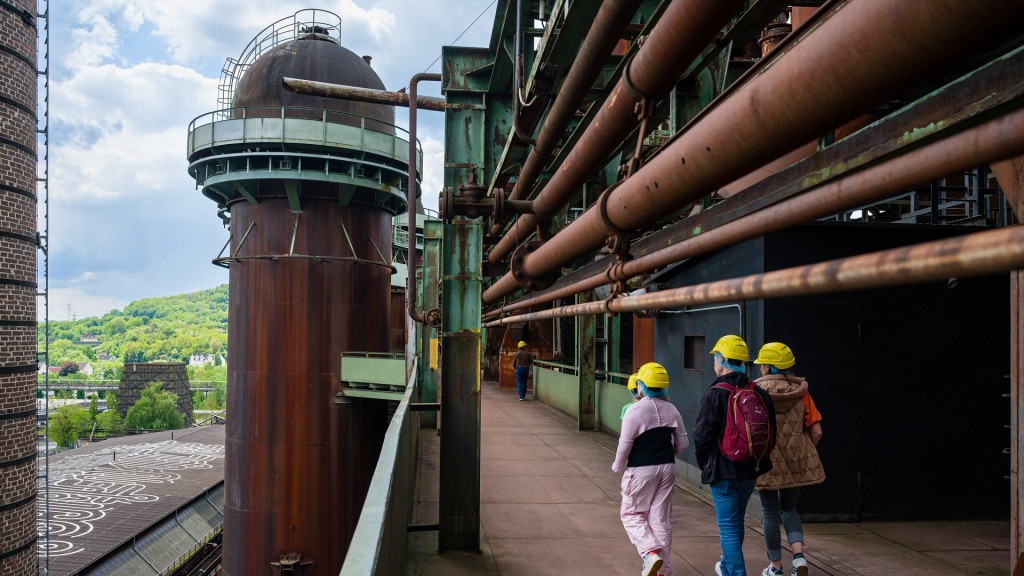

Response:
(40, 426), (225, 576)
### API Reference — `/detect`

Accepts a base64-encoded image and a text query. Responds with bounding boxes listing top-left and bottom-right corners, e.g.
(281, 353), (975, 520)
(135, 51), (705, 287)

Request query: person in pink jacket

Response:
(613, 362), (689, 576)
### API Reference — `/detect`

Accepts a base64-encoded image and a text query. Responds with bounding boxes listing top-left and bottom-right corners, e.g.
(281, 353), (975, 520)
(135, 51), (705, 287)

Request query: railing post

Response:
(576, 291), (597, 430)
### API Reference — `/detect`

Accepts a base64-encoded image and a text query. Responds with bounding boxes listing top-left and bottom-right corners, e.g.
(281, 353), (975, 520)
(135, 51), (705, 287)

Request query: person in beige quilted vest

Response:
(752, 342), (824, 576)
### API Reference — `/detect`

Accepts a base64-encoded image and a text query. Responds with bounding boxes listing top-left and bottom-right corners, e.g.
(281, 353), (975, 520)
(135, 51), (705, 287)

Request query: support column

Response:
(438, 219), (482, 551)
(993, 157), (1024, 574)
(577, 292), (596, 431)
(419, 220), (443, 429)
(1013, 270), (1023, 575)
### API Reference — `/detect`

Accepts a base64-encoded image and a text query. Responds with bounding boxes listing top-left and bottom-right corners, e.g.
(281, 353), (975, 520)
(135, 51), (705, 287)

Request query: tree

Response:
(97, 402), (125, 435)
(89, 394), (99, 421)
(48, 405), (90, 448)
(124, 382), (185, 431)
(58, 360), (79, 377)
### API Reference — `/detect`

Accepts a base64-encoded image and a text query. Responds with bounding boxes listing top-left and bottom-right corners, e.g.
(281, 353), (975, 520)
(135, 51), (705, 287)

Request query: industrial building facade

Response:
(6, 1), (1024, 575)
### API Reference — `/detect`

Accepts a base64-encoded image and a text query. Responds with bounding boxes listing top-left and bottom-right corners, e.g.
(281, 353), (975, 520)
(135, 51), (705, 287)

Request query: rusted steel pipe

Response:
(485, 104), (1024, 315)
(482, 0), (1024, 304)
(487, 0), (744, 263)
(282, 77), (446, 111)
(489, 0), (644, 238)
(408, 73), (442, 324)
(485, 225), (1024, 327)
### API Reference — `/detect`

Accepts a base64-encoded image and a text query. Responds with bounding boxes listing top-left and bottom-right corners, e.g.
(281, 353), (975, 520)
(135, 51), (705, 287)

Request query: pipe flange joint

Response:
(492, 187), (506, 224)
(439, 187), (456, 222)
(510, 240), (555, 291)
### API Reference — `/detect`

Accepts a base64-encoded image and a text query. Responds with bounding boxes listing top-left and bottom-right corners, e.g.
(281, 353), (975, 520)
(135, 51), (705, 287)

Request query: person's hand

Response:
(809, 422), (823, 445)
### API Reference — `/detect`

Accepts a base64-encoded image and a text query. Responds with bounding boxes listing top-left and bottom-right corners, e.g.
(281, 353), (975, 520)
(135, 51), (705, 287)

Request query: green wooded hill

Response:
(39, 285), (228, 372)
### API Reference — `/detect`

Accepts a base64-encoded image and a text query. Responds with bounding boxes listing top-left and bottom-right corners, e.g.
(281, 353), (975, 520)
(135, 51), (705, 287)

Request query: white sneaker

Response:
(715, 560), (723, 576)
(642, 552), (663, 576)
(791, 556), (808, 576)
(762, 565), (783, 576)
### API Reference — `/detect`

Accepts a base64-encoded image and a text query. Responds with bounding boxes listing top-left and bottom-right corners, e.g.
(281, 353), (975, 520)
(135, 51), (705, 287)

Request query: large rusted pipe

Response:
(483, 0), (1024, 304)
(488, 0), (644, 238)
(283, 77), (446, 111)
(485, 225), (1024, 326)
(485, 104), (1024, 315)
(487, 0), (744, 262)
(407, 73), (442, 324)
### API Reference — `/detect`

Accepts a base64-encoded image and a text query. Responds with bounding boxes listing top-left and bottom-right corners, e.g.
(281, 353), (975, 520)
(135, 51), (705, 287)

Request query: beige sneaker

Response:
(642, 552), (663, 576)
(791, 556), (808, 576)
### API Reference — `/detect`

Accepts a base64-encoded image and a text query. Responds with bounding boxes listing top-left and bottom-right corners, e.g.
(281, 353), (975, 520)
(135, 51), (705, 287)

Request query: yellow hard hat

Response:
(754, 342), (795, 369)
(517, 341), (526, 348)
(627, 373), (639, 391)
(710, 334), (749, 362)
(636, 362), (670, 389)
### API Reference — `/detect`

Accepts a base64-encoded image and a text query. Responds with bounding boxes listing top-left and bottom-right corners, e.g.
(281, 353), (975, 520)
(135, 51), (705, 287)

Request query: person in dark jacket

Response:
(513, 340), (533, 400)
(692, 335), (776, 576)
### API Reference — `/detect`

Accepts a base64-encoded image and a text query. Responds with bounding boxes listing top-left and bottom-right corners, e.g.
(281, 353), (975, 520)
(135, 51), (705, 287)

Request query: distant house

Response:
(73, 332), (103, 347)
(77, 363), (93, 375)
(97, 353), (116, 362)
(189, 354), (216, 367)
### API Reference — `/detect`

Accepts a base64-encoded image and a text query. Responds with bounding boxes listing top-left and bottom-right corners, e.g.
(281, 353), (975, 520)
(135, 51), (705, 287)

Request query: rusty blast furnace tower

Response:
(186, 10), (417, 574)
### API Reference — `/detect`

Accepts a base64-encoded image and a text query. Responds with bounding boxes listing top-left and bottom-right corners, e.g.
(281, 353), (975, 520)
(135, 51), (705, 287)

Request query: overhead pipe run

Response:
(282, 77), (446, 111)
(482, 0), (1024, 304)
(483, 104), (1024, 317)
(407, 73), (443, 324)
(489, 0), (644, 239)
(484, 225), (1024, 327)
(487, 0), (745, 263)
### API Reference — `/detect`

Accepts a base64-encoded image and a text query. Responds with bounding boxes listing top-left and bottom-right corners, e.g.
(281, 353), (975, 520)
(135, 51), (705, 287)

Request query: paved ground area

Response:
(407, 381), (1009, 576)
(37, 425), (225, 575)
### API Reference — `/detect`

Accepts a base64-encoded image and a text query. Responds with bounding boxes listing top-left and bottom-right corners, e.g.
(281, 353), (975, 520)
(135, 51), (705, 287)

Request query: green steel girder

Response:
(438, 44), (488, 552)
(682, 0), (794, 80)
(484, 0), (665, 201)
(438, 219), (483, 552)
(443, 46), (494, 94)
(418, 219), (443, 429)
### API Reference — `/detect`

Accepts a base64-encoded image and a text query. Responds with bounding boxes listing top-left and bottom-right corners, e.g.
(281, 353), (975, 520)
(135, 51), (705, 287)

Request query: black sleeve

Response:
(692, 388), (722, 469)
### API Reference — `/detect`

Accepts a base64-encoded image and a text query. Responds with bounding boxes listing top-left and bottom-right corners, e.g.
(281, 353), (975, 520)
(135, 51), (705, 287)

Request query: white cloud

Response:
(40, 0), (497, 318)
(40, 288), (130, 321)
(419, 135), (444, 215)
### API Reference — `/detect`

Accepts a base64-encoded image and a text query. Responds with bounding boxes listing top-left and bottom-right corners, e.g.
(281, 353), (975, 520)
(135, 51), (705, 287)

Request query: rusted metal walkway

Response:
(407, 381), (1008, 576)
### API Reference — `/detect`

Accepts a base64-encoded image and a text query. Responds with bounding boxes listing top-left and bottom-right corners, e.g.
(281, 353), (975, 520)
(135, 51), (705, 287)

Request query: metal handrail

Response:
(188, 105), (418, 149)
(339, 357), (419, 576)
(218, 9), (342, 110)
(535, 359), (579, 376)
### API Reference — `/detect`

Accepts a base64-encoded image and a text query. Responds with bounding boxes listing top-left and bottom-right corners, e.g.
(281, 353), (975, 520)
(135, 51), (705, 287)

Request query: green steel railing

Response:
(339, 357), (420, 576)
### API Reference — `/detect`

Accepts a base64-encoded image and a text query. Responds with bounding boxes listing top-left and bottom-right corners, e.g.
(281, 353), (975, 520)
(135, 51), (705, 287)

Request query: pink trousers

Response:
(620, 463), (676, 575)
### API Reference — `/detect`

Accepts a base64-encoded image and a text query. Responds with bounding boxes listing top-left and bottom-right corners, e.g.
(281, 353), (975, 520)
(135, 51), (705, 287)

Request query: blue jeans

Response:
(759, 488), (804, 562)
(711, 478), (756, 576)
(515, 366), (529, 399)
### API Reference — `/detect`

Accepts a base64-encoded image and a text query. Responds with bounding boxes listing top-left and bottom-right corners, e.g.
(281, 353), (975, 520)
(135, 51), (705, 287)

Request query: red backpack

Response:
(713, 382), (775, 471)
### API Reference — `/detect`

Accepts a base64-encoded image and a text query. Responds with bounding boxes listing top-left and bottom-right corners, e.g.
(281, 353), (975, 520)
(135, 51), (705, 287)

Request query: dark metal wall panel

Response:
(653, 239), (765, 473)
(763, 224), (1010, 520)
(655, 223), (1009, 520)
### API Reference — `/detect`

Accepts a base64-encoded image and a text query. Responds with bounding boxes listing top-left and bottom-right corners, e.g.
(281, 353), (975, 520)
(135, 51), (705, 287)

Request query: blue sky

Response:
(42, 0), (497, 320)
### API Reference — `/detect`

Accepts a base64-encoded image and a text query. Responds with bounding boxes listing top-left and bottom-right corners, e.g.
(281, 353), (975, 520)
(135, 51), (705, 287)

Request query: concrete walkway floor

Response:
(407, 381), (1009, 576)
